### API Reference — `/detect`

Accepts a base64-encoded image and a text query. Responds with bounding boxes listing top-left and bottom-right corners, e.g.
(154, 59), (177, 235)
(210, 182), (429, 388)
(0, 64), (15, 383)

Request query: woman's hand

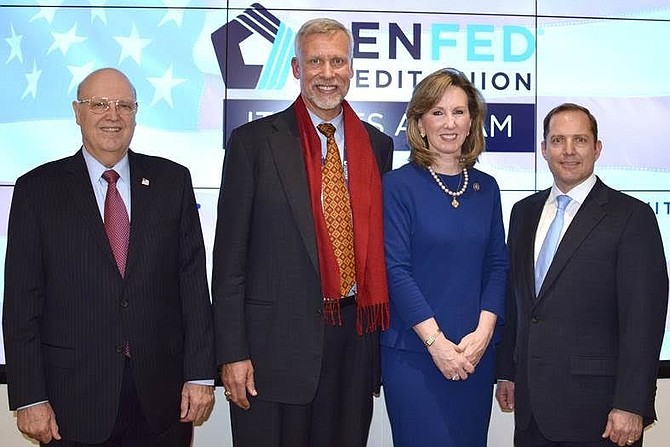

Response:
(457, 310), (496, 368)
(427, 335), (475, 381)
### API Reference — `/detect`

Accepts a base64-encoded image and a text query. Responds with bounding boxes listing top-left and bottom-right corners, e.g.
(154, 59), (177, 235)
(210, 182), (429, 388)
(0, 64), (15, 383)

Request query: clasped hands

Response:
(428, 327), (492, 381)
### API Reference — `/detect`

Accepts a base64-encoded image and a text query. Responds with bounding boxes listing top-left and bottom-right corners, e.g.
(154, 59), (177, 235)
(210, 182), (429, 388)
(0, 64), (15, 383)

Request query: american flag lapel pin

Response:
(141, 178), (150, 186)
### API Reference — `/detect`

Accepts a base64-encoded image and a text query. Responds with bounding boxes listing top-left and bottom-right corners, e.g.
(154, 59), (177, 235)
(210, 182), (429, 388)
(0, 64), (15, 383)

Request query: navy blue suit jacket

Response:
(3, 150), (215, 443)
(497, 178), (668, 442)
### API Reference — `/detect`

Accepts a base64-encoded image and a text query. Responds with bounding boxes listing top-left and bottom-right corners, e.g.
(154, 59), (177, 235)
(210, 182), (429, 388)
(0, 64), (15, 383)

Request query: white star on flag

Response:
(5, 24), (23, 64)
(22, 61), (43, 100)
(68, 62), (97, 93)
(90, 0), (108, 25)
(147, 65), (186, 108)
(30, 0), (63, 24)
(48, 24), (87, 56)
(114, 23), (152, 65)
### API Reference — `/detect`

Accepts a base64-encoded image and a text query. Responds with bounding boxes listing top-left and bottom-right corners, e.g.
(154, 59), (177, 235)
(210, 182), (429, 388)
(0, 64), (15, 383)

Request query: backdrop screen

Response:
(1, 1), (669, 369)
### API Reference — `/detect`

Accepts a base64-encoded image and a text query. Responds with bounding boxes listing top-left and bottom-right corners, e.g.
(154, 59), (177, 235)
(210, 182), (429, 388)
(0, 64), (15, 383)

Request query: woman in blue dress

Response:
(382, 68), (508, 446)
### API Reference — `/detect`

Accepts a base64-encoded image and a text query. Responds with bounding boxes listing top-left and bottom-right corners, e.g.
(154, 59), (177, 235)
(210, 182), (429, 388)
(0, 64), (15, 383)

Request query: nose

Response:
(320, 61), (335, 78)
(444, 114), (457, 128)
(107, 101), (120, 119)
(564, 140), (576, 155)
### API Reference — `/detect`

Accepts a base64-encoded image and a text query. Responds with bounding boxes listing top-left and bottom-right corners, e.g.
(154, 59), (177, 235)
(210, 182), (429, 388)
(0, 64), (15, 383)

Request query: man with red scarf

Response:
(212, 18), (394, 447)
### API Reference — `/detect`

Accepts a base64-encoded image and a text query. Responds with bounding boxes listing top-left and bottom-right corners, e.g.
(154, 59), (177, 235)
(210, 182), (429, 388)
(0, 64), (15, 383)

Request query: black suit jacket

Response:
(212, 105), (393, 404)
(497, 178), (668, 442)
(3, 150), (214, 443)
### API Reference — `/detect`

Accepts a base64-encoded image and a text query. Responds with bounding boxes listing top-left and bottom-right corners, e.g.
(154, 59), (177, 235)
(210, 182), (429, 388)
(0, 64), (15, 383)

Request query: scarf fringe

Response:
(357, 302), (391, 335)
(323, 302), (390, 335)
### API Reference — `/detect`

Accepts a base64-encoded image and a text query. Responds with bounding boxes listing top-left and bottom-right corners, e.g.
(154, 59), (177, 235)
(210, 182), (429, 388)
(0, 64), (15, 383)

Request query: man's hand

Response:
(180, 383), (215, 425)
(221, 359), (257, 410)
(495, 380), (515, 412)
(16, 402), (61, 444)
(602, 408), (643, 446)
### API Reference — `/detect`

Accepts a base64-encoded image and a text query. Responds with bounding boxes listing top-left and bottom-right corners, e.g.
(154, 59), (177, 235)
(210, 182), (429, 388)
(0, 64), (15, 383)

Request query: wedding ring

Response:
(626, 441), (634, 445)
(224, 390), (232, 400)
(452, 375), (459, 381)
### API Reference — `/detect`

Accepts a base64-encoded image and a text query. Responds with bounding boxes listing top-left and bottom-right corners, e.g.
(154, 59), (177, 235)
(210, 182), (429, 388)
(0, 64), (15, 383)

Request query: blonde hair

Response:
(294, 18), (353, 59)
(406, 68), (486, 169)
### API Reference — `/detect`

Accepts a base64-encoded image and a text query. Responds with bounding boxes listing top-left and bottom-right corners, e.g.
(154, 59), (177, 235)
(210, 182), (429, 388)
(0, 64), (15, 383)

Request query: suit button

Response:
(316, 309), (323, 316)
(120, 300), (129, 308)
(116, 346), (123, 353)
(531, 316), (539, 323)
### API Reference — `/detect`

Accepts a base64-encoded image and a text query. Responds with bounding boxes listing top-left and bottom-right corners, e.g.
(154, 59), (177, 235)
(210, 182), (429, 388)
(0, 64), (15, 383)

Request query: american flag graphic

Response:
(1, 2), (222, 131)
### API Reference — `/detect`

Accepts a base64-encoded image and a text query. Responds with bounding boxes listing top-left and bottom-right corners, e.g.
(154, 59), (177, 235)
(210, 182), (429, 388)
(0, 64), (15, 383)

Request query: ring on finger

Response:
(627, 441), (635, 446)
(452, 375), (459, 381)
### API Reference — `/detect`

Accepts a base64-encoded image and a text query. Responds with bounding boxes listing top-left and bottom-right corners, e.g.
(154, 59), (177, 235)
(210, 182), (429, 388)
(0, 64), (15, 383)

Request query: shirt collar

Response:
(550, 173), (597, 206)
(307, 109), (344, 132)
(82, 146), (130, 184)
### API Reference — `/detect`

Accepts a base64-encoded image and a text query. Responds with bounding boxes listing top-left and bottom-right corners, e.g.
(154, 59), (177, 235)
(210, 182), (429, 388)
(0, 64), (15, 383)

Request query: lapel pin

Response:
(473, 182), (480, 192)
(141, 178), (150, 186)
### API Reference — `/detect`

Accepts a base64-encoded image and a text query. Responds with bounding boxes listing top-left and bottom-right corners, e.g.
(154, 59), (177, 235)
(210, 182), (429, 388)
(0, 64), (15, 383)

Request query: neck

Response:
(430, 156), (462, 175)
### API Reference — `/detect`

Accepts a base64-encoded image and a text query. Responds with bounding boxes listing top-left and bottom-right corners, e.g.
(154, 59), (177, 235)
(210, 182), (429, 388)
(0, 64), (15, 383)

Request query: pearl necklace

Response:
(427, 166), (469, 208)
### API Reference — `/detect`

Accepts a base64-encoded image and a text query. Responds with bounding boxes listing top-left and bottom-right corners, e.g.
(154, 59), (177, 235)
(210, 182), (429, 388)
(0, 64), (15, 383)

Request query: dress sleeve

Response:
(383, 174), (435, 330)
(479, 179), (509, 323)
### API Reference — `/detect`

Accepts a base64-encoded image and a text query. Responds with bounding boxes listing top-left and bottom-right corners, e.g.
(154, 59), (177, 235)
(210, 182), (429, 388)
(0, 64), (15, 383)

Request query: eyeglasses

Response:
(77, 97), (138, 115)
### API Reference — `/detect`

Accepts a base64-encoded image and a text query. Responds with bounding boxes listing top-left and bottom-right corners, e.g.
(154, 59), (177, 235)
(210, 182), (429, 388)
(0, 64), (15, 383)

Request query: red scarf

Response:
(294, 96), (389, 334)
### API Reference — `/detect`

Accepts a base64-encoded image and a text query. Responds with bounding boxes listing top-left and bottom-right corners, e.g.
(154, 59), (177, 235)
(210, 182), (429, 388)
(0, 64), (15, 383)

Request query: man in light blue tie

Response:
(495, 103), (668, 447)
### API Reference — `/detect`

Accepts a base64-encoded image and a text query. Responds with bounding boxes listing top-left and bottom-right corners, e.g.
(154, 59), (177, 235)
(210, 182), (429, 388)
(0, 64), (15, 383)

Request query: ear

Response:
(72, 101), (83, 125)
(540, 141), (548, 160)
(291, 57), (300, 80)
(593, 140), (603, 161)
(418, 119), (426, 138)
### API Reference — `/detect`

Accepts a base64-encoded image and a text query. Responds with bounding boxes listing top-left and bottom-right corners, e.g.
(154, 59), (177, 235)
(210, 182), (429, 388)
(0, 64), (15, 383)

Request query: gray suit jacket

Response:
(497, 178), (668, 441)
(212, 105), (393, 404)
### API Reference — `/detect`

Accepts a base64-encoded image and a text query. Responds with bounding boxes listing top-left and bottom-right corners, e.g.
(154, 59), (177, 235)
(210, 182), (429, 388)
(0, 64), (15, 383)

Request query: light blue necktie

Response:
(535, 194), (571, 296)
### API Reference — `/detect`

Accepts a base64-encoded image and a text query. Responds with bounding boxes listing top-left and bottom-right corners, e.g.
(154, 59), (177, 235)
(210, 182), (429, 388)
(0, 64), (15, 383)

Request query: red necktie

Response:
(102, 170), (130, 277)
(317, 123), (356, 297)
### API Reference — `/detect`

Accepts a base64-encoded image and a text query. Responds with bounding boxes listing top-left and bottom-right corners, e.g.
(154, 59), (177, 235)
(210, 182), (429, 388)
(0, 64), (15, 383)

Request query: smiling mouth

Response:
(440, 133), (458, 140)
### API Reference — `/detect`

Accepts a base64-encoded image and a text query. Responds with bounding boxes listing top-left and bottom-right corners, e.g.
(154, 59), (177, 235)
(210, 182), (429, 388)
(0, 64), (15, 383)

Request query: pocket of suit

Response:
(569, 355), (617, 376)
(42, 343), (77, 369)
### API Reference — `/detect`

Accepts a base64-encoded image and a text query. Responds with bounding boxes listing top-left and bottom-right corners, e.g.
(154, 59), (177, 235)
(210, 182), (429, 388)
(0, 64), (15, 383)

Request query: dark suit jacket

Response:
(2, 150), (214, 443)
(212, 105), (393, 404)
(496, 178), (668, 442)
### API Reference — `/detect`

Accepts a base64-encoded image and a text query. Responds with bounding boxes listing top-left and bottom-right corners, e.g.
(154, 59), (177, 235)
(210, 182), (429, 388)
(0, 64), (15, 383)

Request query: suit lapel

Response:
(125, 150), (150, 278)
(537, 179), (608, 300)
(268, 108), (319, 274)
(520, 190), (549, 303)
(64, 149), (118, 270)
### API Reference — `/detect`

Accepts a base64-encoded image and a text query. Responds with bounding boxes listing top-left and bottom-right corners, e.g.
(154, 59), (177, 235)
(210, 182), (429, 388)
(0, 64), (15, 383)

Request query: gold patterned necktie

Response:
(317, 123), (356, 297)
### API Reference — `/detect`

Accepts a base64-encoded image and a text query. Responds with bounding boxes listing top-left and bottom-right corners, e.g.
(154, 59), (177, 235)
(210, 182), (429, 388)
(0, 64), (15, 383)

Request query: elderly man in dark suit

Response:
(212, 17), (393, 447)
(496, 102), (668, 447)
(2, 67), (215, 446)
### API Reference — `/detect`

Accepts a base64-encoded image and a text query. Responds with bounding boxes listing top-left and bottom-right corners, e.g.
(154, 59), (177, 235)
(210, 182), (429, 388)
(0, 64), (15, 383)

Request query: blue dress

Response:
(381, 162), (508, 447)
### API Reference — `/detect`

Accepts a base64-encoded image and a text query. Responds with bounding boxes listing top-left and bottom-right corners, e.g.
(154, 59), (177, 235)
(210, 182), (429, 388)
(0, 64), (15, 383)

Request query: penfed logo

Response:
(211, 3), (536, 93)
(211, 3), (294, 90)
